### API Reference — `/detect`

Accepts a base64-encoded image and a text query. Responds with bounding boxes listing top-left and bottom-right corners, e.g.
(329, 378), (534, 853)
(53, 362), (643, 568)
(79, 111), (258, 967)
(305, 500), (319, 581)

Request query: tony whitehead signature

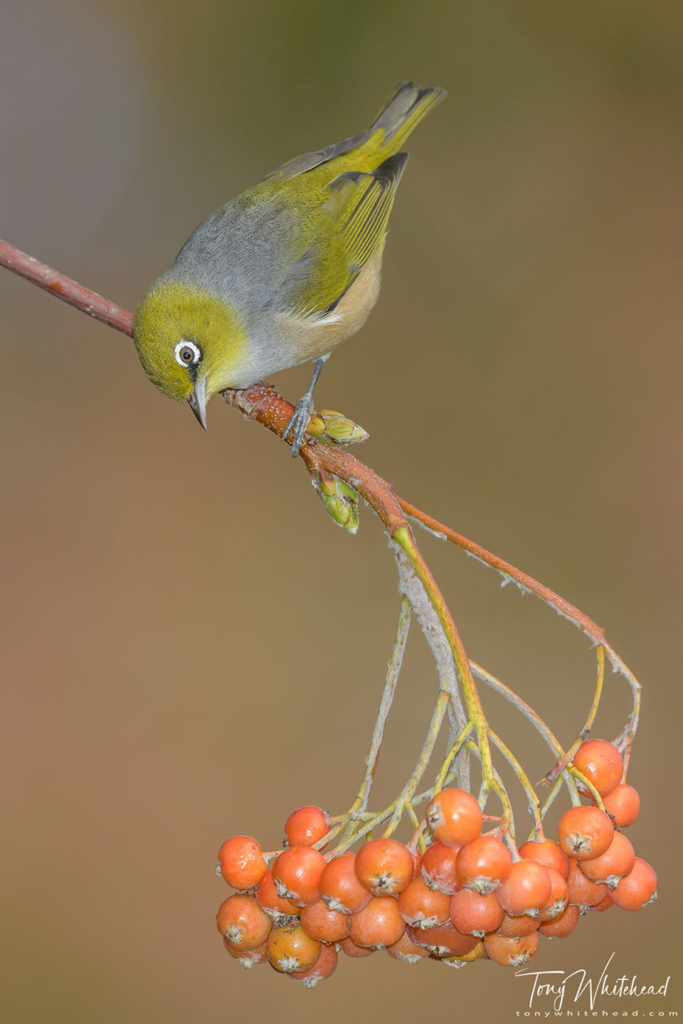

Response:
(516, 952), (671, 1012)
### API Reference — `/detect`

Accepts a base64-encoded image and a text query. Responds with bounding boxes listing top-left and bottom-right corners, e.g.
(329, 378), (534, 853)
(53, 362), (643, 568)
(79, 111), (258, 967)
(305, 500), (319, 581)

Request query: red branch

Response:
(0, 239), (133, 336)
(0, 236), (623, 662)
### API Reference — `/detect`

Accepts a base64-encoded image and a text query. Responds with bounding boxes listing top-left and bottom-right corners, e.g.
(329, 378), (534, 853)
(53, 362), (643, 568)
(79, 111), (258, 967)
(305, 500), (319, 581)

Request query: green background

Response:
(1, 1), (681, 1020)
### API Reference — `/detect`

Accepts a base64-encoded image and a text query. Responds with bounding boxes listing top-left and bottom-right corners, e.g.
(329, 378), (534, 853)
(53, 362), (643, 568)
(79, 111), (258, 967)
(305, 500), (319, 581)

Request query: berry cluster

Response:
(216, 742), (655, 987)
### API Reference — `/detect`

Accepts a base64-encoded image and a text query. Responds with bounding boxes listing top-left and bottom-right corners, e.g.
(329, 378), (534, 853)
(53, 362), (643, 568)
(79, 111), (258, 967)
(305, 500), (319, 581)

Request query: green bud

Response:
(314, 471), (360, 534)
(306, 409), (369, 446)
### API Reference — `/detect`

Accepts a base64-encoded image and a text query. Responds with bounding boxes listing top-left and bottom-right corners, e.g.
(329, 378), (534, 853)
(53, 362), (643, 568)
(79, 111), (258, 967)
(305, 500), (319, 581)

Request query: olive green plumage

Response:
(133, 82), (446, 445)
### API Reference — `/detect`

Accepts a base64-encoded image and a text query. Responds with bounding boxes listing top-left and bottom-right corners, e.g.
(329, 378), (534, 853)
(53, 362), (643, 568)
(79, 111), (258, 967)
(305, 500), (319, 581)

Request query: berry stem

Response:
(0, 237), (645, 864)
(345, 595), (412, 831)
(487, 727), (543, 835)
(382, 690), (450, 837)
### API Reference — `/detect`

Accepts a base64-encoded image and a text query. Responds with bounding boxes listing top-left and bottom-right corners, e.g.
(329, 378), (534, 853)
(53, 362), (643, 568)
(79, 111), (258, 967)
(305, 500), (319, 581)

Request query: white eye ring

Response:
(174, 339), (202, 368)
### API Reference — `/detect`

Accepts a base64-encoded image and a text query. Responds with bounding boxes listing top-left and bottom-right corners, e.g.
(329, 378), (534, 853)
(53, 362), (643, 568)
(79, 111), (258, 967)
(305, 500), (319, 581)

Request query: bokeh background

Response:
(1, 1), (681, 1021)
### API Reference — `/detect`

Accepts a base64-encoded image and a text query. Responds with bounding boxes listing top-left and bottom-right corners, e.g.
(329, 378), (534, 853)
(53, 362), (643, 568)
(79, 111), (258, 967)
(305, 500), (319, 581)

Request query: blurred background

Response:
(1, 1), (681, 1020)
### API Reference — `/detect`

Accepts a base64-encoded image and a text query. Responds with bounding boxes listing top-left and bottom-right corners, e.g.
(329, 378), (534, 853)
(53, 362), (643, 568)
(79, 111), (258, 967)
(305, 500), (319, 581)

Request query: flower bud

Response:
(314, 471), (359, 534)
(306, 410), (369, 446)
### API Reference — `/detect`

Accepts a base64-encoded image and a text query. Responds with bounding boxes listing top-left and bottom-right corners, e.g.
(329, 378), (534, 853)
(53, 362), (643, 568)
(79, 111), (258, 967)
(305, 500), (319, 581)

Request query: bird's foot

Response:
(282, 395), (315, 457)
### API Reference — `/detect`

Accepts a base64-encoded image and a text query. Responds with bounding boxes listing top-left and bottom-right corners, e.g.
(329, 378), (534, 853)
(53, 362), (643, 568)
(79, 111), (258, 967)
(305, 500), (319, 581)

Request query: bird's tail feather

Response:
(370, 82), (446, 153)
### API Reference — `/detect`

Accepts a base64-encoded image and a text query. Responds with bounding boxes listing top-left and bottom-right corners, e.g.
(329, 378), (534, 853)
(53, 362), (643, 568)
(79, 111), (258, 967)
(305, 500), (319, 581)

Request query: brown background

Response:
(1, 1), (681, 1021)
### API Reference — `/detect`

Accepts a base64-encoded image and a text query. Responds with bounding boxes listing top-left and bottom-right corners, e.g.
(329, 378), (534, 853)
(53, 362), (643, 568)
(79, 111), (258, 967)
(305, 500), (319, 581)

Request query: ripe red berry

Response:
(484, 931), (538, 967)
(223, 936), (268, 967)
(557, 805), (614, 860)
(580, 831), (635, 888)
(450, 889), (505, 936)
(354, 838), (414, 896)
(611, 858), (658, 911)
(216, 894), (272, 950)
(441, 939), (485, 966)
(567, 857), (609, 910)
(591, 893), (614, 912)
(602, 784), (640, 827)
(284, 806), (329, 848)
(497, 860), (552, 917)
(573, 740), (623, 797)
(456, 835), (513, 894)
(518, 838), (570, 879)
(385, 931), (431, 963)
(299, 900), (349, 943)
(217, 835), (268, 890)
(407, 921), (479, 957)
(337, 936), (374, 958)
(421, 842), (461, 894)
(496, 912), (539, 938)
(271, 846), (326, 907)
(347, 896), (406, 949)
(538, 902), (580, 938)
(256, 868), (300, 922)
(289, 941), (338, 987)
(398, 877), (451, 929)
(538, 868), (569, 922)
(319, 852), (371, 914)
(267, 924), (321, 974)
(425, 788), (483, 847)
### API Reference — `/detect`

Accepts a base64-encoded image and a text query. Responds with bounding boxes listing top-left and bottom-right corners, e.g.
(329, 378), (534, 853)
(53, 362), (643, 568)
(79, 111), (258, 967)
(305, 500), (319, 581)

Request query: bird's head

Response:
(132, 280), (248, 428)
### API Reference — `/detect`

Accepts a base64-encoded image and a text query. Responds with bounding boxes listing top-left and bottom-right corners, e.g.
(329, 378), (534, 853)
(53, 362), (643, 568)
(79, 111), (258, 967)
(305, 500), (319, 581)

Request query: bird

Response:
(133, 82), (446, 455)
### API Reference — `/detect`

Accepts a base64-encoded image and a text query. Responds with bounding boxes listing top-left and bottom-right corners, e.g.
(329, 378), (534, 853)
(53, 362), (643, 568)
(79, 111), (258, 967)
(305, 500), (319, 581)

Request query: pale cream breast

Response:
(278, 252), (383, 365)
(219, 253), (384, 388)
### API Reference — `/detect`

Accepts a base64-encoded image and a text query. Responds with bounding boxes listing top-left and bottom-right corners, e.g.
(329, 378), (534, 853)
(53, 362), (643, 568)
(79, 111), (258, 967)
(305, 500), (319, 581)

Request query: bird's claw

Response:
(282, 396), (314, 457)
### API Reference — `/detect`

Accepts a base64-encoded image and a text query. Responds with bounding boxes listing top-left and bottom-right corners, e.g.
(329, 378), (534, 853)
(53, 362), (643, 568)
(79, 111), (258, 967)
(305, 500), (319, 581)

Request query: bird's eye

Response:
(174, 339), (202, 367)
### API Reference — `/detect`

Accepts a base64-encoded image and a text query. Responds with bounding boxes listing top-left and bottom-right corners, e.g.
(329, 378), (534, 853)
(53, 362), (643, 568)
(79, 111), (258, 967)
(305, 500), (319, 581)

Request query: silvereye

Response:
(133, 82), (446, 454)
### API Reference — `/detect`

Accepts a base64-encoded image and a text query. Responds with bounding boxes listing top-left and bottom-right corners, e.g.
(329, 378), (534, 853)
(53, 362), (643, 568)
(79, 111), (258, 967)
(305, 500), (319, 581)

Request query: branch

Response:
(0, 236), (642, 770)
(0, 239), (133, 335)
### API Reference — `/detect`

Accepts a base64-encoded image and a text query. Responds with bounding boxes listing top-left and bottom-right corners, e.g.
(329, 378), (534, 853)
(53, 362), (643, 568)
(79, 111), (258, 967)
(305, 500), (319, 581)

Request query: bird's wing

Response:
(285, 152), (408, 318)
(262, 131), (372, 181)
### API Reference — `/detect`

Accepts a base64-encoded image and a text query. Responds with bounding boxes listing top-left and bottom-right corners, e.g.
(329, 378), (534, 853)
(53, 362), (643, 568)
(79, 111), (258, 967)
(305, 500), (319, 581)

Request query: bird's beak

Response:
(188, 378), (208, 430)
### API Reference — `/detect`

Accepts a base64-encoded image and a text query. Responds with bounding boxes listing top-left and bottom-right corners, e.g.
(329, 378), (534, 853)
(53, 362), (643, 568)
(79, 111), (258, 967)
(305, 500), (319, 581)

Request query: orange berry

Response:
(518, 838), (570, 879)
(573, 740), (623, 797)
(538, 903), (580, 938)
(538, 868), (569, 922)
(558, 805), (614, 860)
(591, 893), (614, 912)
(299, 900), (349, 943)
(398, 877), (451, 929)
(421, 842), (461, 894)
(284, 806), (329, 848)
(223, 936), (268, 967)
(602, 784), (640, 827)
(272, 846), (326, 907)
(217, 835), (268, 890)
(580, 831), (635, 888)
(456, 835), (513, 894)
(267, 924), (321, 974)
(497, 860), (551, 917)
(440, 939), (485, 966)
(354, 838), (414, 896)
(385, 931), (431, 963)
(567, 857), (609, 910)
(611, 858), (657, 911)
(256, 868), (300, 922)
(319, 852), (371, 914)
(450, 889), (505, 936)
(425, 788), (483, 847)
(496, 912), (539, 938)
(289, 941), (338, 987)
(337, 936), (374, 958)
(407, 921), (479, 957)
(347, 896), (406, 949)
(216, 894), (272, 950)
(484, 931), (538, 966)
